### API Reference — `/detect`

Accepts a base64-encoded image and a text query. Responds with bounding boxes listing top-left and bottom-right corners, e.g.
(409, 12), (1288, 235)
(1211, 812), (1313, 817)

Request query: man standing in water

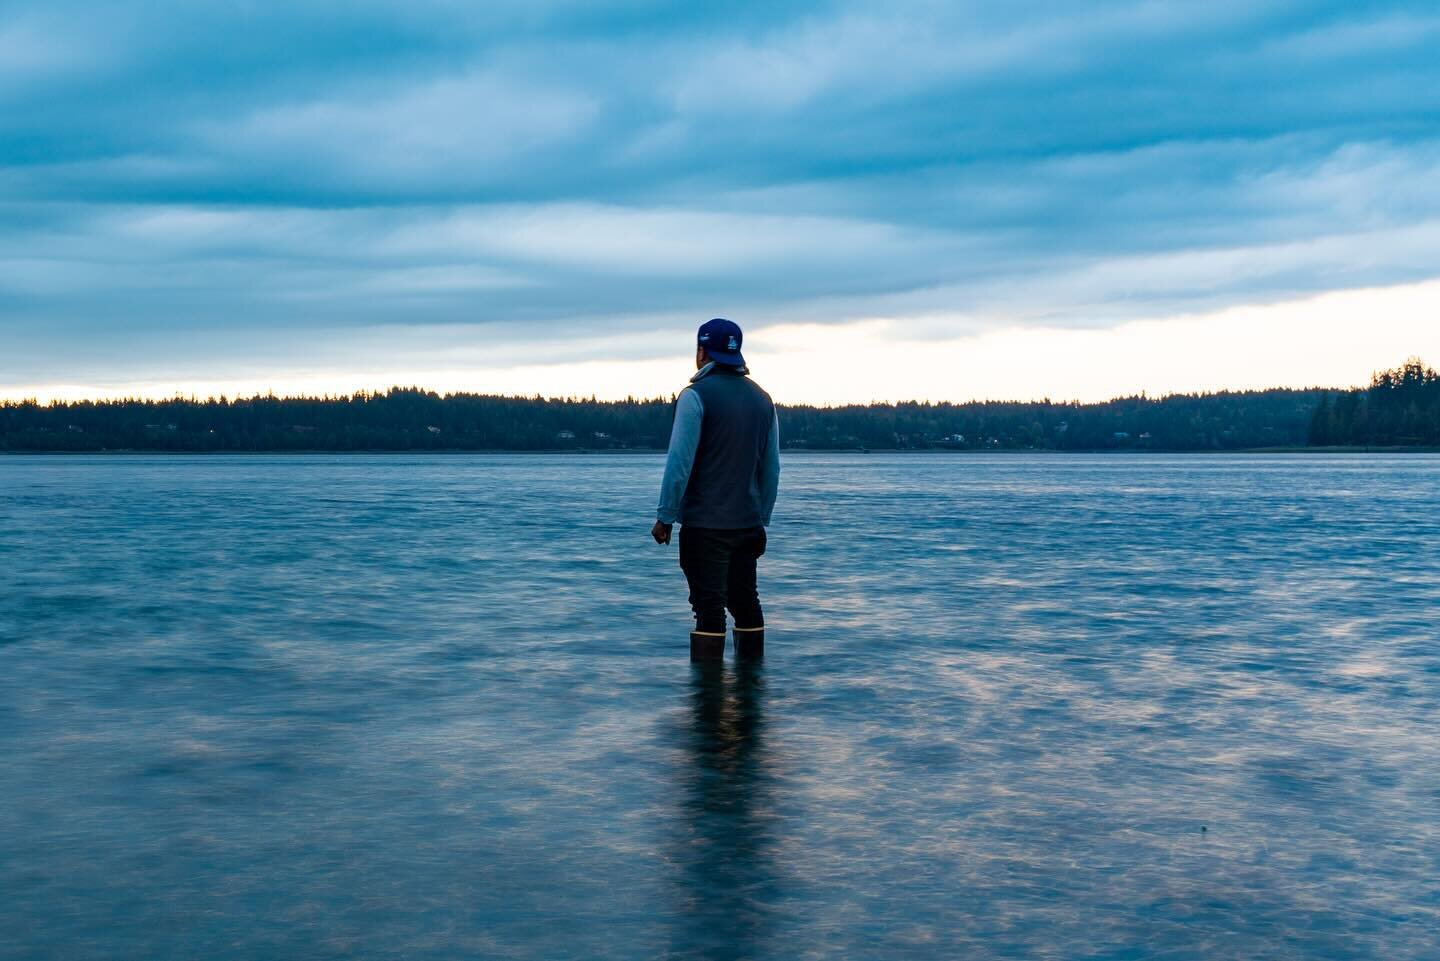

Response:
(652, 318), (781, 661)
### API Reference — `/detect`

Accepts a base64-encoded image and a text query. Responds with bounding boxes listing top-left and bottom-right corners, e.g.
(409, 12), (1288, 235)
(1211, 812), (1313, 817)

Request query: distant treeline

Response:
(3, 359), (1436, 452)
(1308, 359), (1440, 447)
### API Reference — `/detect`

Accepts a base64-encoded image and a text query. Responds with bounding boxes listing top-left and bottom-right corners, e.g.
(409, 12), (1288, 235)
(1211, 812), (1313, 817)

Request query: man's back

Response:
(681, 365), (775, 529)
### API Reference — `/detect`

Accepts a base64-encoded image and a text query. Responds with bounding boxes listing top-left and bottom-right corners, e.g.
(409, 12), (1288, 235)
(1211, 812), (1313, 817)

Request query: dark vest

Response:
(681, 366), (775, 528)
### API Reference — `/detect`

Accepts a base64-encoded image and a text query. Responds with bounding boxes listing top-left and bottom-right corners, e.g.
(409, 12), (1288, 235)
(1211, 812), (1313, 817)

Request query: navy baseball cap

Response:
(697, 317), (745, 367)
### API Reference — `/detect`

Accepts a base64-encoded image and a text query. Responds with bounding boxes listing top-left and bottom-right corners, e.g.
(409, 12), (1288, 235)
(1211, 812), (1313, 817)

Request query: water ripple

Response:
(2, 453), (1438, 960)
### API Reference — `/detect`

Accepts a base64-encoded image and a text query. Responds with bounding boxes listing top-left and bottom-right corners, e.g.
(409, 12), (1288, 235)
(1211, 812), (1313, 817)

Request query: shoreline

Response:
(4, 446), (1439, 456)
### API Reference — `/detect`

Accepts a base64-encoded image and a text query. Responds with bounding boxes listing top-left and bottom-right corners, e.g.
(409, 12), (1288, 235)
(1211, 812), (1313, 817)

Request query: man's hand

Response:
(651, 520), (673, 545)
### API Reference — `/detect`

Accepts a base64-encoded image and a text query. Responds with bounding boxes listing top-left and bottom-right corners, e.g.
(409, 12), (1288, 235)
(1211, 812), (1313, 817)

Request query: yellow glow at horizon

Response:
(10, 279), (1440, 406)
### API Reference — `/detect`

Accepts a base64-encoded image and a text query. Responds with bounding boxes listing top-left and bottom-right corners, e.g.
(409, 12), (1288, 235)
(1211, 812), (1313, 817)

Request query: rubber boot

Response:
(689, 630), (725, 662)
(733, 626), (765, 660)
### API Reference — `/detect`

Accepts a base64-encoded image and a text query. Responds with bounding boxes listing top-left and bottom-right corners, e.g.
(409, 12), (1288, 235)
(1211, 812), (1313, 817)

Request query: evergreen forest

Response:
(3, 359), (1436, 453)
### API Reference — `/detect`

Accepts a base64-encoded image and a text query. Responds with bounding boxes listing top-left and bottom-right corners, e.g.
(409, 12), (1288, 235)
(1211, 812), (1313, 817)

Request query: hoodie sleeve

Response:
(758, 408), (780, 526)
(656, 388), (703, 524)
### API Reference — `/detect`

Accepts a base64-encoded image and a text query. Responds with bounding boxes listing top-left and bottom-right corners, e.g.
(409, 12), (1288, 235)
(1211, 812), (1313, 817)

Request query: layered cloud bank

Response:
(3, 1), (1439, 399)
(16, 281), (1440, 406)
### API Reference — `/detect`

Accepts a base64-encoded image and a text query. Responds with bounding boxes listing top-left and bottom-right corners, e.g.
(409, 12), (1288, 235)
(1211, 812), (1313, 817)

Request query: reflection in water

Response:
(669, 662), (778, 961)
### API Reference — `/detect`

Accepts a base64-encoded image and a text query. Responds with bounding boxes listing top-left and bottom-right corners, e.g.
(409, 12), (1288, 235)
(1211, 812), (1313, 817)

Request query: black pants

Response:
(679, 525), (766, 634)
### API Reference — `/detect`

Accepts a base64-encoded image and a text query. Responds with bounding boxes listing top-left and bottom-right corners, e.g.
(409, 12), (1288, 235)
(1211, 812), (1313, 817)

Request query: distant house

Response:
(426, 426), (441, 434)
(592, 431), (610, 440)
(557, 430), (576, 440)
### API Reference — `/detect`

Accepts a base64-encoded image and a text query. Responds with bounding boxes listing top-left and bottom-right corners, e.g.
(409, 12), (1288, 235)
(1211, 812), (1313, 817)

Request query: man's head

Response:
(695, 318), (745, 370)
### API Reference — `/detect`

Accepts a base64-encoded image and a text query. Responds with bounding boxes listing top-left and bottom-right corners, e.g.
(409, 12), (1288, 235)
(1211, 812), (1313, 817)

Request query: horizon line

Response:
(0, 377), (1397, 411)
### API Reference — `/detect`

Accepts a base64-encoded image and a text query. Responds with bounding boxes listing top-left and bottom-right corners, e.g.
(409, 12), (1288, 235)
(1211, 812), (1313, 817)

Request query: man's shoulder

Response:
(743, 377), (774, 408)
(690, 367), (772, 409)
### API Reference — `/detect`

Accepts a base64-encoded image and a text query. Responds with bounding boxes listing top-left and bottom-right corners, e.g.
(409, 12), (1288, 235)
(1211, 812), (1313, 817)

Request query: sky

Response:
(4, 0), (1440, 404)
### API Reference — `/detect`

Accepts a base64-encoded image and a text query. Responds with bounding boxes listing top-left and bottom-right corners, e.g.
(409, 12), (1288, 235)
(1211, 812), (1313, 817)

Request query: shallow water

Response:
(2, 453), (1438, 960)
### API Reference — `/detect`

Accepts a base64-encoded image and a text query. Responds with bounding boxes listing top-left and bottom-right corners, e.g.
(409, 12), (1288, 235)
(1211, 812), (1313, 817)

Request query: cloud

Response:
(2, 0), (1439, 396)
(207, 71), (600, 191)
(0, 17), (101, 82)
(14, 279), (1440, 405)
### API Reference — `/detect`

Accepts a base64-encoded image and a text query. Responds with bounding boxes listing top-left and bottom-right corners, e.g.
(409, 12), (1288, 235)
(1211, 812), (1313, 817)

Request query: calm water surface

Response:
(2, 453), (1438, 960)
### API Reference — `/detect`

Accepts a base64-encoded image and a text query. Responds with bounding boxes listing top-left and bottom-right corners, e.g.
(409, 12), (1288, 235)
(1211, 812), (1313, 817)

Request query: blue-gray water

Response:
(2, 453), (1438, 961)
